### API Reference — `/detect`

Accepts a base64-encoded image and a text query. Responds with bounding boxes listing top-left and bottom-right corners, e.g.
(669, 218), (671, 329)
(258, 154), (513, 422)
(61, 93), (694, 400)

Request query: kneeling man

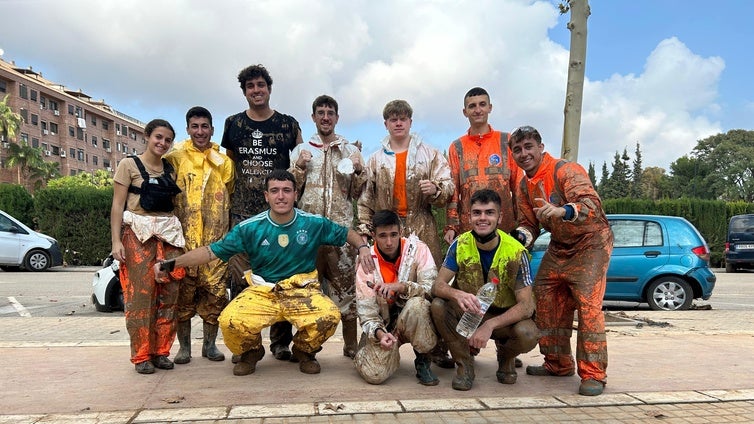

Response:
(431, 189), (539, 390)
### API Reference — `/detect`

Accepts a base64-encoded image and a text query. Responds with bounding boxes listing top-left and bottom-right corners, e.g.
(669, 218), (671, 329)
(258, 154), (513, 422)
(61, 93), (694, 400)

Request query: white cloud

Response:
(0, 0), (729, 171)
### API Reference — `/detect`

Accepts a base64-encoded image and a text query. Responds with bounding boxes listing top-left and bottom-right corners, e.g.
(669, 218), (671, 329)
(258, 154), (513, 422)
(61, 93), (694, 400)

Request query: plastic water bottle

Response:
(456, 272), (500, 338)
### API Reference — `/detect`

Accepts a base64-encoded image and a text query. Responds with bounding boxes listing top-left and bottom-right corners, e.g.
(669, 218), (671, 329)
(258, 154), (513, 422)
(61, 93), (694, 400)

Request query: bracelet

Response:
(159, 259), (176, 272)
(357, 244), (369, 252)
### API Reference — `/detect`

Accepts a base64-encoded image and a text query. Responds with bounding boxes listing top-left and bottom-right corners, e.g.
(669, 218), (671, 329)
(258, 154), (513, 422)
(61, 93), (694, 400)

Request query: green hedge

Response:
(0, 183), (34, 226)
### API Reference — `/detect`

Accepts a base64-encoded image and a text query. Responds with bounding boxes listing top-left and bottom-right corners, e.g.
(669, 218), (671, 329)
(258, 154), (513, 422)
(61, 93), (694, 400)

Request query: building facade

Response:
(0, 57), (145, 187)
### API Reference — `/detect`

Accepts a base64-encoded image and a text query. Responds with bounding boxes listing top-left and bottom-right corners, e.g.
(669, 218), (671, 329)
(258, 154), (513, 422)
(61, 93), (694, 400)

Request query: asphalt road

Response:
(0, 267), (753, 318)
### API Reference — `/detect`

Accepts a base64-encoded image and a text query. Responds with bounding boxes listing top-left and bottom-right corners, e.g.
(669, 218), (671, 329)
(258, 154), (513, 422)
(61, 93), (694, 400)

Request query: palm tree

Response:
(30, 160), (61, 190)
(0, 94), (22, 142)
(5, 142), (45, 185)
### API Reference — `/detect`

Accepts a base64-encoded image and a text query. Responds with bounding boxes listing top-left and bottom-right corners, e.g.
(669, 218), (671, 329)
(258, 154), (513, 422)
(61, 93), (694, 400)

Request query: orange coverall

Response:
(515, 152), (613, 383)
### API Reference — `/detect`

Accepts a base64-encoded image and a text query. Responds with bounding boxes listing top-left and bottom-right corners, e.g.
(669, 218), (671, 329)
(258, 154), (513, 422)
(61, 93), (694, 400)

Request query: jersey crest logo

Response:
(261, 239), (270, 246)
(278, 234), (289, 248)
(296, 230), (308, 245)
(489, 154), (502, 166)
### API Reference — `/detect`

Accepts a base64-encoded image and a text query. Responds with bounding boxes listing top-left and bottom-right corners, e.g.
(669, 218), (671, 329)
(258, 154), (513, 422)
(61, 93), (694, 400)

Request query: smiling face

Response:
(462, 94), (492, 126)
(384, 114), (412, 142)
(243, 76), (271, 109)
(312, 105), (339, 139)
(146, 126), (174, 157)
(264, 178), (297, 219)
(470, 201), (501, 238)
(510, 136), (545, 177)
(187, 116), (213, 151)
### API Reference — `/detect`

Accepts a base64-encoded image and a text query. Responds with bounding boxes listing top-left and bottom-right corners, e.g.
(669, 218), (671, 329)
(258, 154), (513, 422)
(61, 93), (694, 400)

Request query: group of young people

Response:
(110, 64), (613, 398)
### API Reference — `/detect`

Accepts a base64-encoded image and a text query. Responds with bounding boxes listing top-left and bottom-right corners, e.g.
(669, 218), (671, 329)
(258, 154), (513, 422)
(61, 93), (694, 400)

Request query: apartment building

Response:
(0, 56), (145, 186)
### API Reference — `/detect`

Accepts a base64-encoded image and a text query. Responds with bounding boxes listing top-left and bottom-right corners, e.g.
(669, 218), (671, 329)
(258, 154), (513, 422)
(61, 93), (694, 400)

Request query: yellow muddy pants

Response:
(218, 270), (340, 355)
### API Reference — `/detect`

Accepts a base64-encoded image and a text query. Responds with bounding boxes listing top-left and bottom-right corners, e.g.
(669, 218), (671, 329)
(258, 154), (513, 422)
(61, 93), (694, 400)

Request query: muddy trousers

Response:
(354, 297), (437, 384)
(219, 282), (341, 356)
(119, 227), (183, 364)
(431, 297), (539, 369)
(534, 247), (611, 382)
(176, 259), (229, 324)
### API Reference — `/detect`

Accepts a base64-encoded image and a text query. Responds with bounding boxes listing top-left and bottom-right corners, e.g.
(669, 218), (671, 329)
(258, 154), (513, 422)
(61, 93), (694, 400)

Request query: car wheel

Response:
(0, 265), (22, 272)
(23, 250), (51, 272)
(725, 262), (736, 273)
(92, 293), (111, 313)
(647, 277), (693, 311)
(107, 276), (124, 311)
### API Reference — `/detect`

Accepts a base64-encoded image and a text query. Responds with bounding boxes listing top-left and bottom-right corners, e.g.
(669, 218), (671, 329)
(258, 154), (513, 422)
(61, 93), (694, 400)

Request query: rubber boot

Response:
(342, 318), (358, 359)
(449, 341), (474, 391)
(292, 345), (322, 374)
(233, 347), (265, 376)
(202, 321), (225, 361)
(270, 321), (293, 361)
(413, 350), (439, 386)
(173, 320), (192, 365)
(495, 341), (517, 384)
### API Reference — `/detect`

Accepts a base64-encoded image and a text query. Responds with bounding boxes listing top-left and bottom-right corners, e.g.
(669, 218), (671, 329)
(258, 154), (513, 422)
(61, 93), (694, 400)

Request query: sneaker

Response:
(151, 355), (174, 370)
(271, 344), (292, 361)
(525, 364), (575, 376)
(135, 361), (155, 374)
(579, 379), (605, 396)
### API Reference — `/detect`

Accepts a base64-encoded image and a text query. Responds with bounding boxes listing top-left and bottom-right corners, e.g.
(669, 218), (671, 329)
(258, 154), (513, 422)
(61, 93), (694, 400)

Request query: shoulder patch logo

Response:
(278, 234), (289, 248)
(489, 154), (502, 166)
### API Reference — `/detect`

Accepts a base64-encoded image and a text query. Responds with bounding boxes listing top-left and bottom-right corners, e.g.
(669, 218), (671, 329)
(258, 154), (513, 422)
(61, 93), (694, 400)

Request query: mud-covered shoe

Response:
(151, 355), (174, 370)
(292, 346), (321, 374)
(430, 347), (455, 369)
(271, 344), (292, 361)
(414, 353), (439, 386)
(496, 357), (518, 385)
(526, 364), (575, 376)
(451, 360), (475, 391)
(515, 357), (523, 368)
(579, 379), (605, 396)
(233, 347), (265, 376)
(135, 361), (155, 374)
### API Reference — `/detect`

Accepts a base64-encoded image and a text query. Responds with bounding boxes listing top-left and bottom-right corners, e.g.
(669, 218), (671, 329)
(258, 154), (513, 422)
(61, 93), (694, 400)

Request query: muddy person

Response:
(153, 170), (375, 376)
(353, 210), (440, 386)
(220, 64), (303, 362)
(165, 106), (235, 365)
(509, 126), (614, 396)
(288, 95), (366, 359)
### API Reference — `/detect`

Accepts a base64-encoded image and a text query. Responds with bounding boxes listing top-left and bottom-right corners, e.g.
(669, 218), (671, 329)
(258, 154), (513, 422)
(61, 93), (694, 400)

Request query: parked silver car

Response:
(0, 210), (63, 272)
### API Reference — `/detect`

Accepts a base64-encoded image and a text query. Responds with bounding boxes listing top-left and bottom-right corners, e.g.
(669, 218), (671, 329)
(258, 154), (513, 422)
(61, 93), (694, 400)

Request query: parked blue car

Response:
(528, 214), (716, 311)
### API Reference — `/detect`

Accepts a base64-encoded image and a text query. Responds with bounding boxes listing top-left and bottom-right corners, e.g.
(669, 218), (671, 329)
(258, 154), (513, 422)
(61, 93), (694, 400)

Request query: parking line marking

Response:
(8, 297), (31, 317)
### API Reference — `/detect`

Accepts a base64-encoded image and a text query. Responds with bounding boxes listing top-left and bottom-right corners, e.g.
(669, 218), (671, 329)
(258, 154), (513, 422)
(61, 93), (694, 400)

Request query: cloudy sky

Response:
(1, 0), (751, 171)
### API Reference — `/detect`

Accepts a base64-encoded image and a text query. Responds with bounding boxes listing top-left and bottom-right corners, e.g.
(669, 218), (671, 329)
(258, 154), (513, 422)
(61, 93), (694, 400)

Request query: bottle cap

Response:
(492, 277), (500, 285)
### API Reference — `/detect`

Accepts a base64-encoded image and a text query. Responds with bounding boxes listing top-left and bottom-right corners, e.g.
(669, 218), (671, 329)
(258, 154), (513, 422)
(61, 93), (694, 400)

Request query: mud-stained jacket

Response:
(445, 128), (522, 235)
(514, 152), (611, 255)
(355, 237), (437, 343)
(357, 134), (454, 264)
(289, 134), (366, 227)
(165, 139), (234, 254)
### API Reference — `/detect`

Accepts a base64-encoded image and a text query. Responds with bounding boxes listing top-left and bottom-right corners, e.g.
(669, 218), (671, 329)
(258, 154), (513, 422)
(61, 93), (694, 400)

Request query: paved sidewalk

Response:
(1, 308), (754, 423)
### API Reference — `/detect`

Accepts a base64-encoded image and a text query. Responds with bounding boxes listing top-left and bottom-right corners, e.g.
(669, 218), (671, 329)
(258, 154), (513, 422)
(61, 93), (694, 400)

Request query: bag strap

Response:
(127, 155), (150, 194)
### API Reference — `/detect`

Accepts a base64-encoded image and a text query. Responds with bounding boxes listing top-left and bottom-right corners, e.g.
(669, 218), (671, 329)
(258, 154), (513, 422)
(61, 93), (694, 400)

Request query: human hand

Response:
(533, 198), (565, 221)
(419, 179), (437, 196)
(111, 242), (125, 263)
(379, 331), (398, 350)
(296, 150), (312, 169)
(349, 152), (363, 173)
(443, 229), (456, 245)
(467, 322), (492, 350)
(455, 291), (481, 314)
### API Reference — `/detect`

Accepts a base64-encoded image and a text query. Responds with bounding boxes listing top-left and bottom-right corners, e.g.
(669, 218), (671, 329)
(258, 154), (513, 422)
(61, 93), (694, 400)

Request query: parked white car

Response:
(0, 210), (63, 272)
(91, 254), (123, 312)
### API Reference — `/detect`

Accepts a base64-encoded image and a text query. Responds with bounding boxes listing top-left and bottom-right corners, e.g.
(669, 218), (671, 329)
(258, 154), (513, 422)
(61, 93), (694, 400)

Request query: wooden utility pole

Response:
(560, 0), (590, 162)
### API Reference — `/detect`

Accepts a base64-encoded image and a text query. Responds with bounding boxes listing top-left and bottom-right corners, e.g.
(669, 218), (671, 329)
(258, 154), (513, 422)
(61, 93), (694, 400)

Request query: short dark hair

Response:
(238, 64), (273, 90)
(144, 119), (175, 138)
(312, 95), (339, 115)
(470, 189), (501, 208)
(509, 125), (542, 147)
(185, 106), (212, 126)
(264, 169), (296, 190)
(372, 209), (402, 231)
(464, 87), (489, 100)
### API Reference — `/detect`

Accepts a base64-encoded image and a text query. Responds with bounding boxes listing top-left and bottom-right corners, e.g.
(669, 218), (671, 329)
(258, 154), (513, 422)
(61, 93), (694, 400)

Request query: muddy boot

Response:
(202, 321), (225, 362)
(414, 350), (439, 386)
(342, 318), (358, 359)
(449, 341), (474, 391)
(495, 341), (517, 384)
(429, 340), (455, 369)
(270, 321), (293, 361)
(173, 320), (192, 365)
(233, 347), (265, 376)
(292, 346), (321, 374)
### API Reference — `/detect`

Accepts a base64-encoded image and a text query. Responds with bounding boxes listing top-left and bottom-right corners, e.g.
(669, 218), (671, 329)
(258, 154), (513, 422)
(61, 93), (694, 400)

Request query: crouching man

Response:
(354, 210), (440, 386)
(431, 189), (539, 391)
(154, 170), (374, 376)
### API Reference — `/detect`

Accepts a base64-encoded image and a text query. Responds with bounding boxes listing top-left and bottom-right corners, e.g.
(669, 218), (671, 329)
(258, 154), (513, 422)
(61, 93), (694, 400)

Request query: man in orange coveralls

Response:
(441, 87), (524, 370)
(509, 125), (614, 396)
